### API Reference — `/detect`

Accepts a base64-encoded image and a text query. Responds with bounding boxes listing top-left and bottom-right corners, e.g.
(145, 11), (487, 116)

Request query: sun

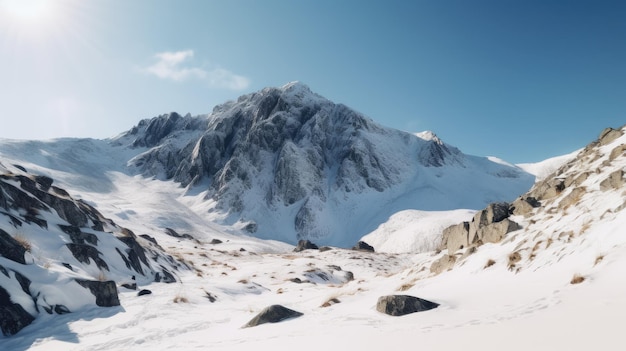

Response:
(1, 0), (52, 20)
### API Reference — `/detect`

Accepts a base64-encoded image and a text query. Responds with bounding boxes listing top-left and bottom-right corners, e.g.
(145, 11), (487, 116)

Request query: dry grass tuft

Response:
(507, 252), (522, 271)
(397, 283), (414, 292)
(97, 270), (108, 282)
(594, 255), (604, 266)
(13, 234), (32, 252)
(570, 274), (585, 285)
(173, 295), (189, 303)
(320, 298), (341, 308)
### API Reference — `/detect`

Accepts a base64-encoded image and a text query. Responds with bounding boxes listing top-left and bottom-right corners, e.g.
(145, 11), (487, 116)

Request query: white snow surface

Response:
(517, 149), (581, 181)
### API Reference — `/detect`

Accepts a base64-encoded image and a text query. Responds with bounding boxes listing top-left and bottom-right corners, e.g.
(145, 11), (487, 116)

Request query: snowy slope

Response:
(517, 148), (581, 181)
(1, 125), (624, 350)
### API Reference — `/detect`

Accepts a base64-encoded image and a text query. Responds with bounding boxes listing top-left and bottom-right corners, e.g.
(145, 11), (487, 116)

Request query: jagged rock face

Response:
(441, 202), (521, 255)
(118, 82), (530, 245)
(0, 165), (183, 335)
(0, 284), (35, 336)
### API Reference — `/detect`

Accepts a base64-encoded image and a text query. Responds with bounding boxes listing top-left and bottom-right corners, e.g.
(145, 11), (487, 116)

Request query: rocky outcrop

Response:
(0, 166), (183, 335)
(243, 305), (303, 328)
(75, 280), (120, 307)
(478, 219), (521, 244)
(442, 222), (469, 253)
(0, 228), (27, 264)
(442, 202), (521, 255)
(352, 241), (375, 252)
(511, 196), (541, 216)
(293, 239), (319, 252)
(600, 170), (625, 191)
(376, 295), (439, 316)
(430, 255), (457, 274)
(0, 285), (34, 336)
(598, 127), (624, 146)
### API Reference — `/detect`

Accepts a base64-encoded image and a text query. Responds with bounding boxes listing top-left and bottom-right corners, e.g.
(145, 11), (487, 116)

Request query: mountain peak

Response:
(280, 80), (310, 92)
(119, 83), (532, 245)
(415, 131), (441, 143)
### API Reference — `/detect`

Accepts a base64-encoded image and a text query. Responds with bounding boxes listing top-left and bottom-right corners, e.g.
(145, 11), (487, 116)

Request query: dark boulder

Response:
(0, 285), (35, 336)
(376, 295), (439, 316)
(352, 241), (375, 252)
(293, 239), (318, 252)
(243, 304), (303, 328)
(164, 228), (194, 240)
(137, 289), (152, 296)
(75, 280), (120, 307)
(154, 267), (176, 283)
(0, 228), (27, 264)
(210, 239), (223, 245)
(34, 175), (54, 191)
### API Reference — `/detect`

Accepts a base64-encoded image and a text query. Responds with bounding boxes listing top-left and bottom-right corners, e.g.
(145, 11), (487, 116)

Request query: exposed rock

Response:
(59, 225), (98, 245)
(118, 235), (150, 275)
(352, 241), (375, 252)
(139, 234), (159, 245)
(376, 295), (439, 316)
(478, 219), (521, 244)
(210, 239), (223, 245)
(293, 239), (319, 252)
(66, 244), (109, 271)
(0, 228), (27, 264)
(34, 175), (54, 191)
(243, 305), (303, 328)
(511, 196), (541, 216)
(468, 202), (510, 244)
(164, 228), (194, 240)
(0, 285), (35, 336)
(75, 280), (120, 307)
(137, 289), (152, 296)
(430, 255), (456, 274)
(442, 221), (469, 254)
(600, 170), (625, 191)
(558, 187), (587, 209)
(530, 177), (566, 200)
(53, 305), (71, 314)
(565, 172), (590, 188)
(154, 267), (176, 283)
(598, 127), (623, 146)
(609, 144), (626, 161)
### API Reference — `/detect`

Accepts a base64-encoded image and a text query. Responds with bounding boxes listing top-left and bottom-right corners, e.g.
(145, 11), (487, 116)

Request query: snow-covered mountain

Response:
(109, 82), (533, 246)
(1, 123), (624, 351)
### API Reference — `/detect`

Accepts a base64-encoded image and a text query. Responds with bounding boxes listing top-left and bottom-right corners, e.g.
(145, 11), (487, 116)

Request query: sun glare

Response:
(1, 0), (52, 20)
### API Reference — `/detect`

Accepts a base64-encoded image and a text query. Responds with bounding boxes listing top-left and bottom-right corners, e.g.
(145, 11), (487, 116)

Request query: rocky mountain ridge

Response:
(112, 82), (534, 245)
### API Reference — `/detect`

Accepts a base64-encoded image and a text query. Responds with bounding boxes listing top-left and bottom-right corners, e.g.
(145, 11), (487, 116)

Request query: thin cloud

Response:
(144, 50), (250, 90)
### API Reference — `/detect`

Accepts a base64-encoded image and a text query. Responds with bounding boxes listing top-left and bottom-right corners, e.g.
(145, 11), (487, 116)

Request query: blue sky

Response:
(1, 0), (624, 163)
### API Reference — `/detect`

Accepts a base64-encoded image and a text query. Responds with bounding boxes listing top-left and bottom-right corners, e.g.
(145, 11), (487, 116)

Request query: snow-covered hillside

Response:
(1, 125), (624, 351)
